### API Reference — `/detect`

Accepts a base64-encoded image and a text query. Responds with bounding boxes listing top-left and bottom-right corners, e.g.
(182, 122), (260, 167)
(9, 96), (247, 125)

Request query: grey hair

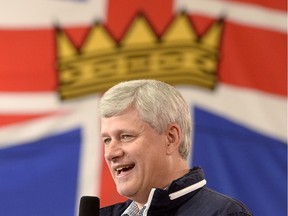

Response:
(98, 79), (192, 160)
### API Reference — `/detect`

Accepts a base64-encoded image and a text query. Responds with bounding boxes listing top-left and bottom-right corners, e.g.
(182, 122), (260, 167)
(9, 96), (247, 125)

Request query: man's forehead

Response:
(100, 113), (149, 135)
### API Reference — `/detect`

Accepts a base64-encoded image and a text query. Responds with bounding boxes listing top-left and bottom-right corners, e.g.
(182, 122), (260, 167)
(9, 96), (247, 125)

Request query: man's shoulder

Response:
(100, 200), (132, 216)
(184, 187), (252, 215)
(202, 188), (249, 207)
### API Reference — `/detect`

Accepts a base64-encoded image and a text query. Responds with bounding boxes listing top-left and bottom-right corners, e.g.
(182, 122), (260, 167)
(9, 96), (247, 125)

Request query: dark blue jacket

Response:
(100, 167), (252, 216)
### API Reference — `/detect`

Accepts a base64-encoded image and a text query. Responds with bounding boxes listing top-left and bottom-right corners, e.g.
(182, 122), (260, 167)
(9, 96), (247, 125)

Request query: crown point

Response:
(162, 14), (197, 42)
(200, 19), (224, 48)
(120, 15), (158, 46)
(56, 28), (77, 58)
(82, 24), (116, 53)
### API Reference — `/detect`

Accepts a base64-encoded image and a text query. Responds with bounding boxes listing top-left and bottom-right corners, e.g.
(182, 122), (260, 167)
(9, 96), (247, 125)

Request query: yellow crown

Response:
(56, 13), (224, 100)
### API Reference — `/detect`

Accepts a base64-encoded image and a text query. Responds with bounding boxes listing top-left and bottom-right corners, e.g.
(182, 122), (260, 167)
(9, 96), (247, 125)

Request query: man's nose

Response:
(104, 140), (124, 161)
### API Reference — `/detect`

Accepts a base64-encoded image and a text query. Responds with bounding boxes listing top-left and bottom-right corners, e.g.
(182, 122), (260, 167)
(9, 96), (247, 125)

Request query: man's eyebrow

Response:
(100, 129), (135, 137)
(100, 132), (109, 137)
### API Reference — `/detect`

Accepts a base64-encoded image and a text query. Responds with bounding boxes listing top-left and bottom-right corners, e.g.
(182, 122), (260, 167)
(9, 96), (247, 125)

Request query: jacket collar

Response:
(143, 167), (206, 216)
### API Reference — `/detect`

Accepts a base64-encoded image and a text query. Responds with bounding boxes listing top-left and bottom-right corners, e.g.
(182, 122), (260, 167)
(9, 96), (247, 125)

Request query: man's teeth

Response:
(116, 165), (131, 171)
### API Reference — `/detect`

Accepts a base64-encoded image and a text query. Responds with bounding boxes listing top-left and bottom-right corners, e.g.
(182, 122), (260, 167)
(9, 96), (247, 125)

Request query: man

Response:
(99, 79), (252, 216)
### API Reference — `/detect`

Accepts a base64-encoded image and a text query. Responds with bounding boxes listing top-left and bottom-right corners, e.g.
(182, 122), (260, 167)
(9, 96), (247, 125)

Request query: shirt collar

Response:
(121, 201), (147, 216)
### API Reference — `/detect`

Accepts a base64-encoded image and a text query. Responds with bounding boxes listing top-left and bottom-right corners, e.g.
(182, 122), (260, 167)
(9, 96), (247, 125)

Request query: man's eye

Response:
(103, 138), (111, 144)
(121, 135), (132, 140)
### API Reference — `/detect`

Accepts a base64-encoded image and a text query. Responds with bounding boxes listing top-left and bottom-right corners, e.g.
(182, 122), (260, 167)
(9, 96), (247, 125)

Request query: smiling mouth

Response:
(115, 164), (135, 176)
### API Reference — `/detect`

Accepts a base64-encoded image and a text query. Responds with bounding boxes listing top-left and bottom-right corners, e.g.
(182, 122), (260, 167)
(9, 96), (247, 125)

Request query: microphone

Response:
(79, 196), (100, 216)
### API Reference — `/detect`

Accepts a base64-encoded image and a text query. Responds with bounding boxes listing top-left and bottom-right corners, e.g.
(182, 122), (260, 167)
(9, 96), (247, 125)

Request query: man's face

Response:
(101, 108), (169, 204)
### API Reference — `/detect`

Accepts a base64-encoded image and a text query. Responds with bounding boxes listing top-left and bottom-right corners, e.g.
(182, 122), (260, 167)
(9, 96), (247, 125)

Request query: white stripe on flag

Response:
(0, 0), (107, 27)
(0, 84), (286, 142)
(0, 92), (63, 114)
(174, 0), (287, 32)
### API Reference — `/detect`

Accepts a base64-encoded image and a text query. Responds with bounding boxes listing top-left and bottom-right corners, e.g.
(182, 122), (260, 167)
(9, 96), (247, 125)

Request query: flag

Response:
(0, 0), (286, 216)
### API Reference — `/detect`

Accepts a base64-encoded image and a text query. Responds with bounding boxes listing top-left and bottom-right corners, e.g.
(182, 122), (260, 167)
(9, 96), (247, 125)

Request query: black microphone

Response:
(79, 196), (100, 216)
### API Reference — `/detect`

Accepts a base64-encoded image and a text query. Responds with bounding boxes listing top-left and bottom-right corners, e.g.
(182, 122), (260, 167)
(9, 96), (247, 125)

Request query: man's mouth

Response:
(115, 164), (135, 176)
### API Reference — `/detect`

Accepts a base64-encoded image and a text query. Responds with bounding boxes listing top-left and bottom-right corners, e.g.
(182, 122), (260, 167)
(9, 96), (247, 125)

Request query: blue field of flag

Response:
(192, 107), (287, 216)
(0, 128), (82, 216)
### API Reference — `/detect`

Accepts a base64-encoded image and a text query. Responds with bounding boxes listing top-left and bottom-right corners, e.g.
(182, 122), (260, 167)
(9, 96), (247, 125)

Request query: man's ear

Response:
(165, 123), (181, 155)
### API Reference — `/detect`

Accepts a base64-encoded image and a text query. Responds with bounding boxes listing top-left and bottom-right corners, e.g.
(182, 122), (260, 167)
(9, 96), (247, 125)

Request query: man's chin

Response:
(116, 186), (136, 199)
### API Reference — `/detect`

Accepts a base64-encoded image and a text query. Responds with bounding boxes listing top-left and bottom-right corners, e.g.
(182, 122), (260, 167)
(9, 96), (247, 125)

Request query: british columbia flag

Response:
(0, 0), (286, 216)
